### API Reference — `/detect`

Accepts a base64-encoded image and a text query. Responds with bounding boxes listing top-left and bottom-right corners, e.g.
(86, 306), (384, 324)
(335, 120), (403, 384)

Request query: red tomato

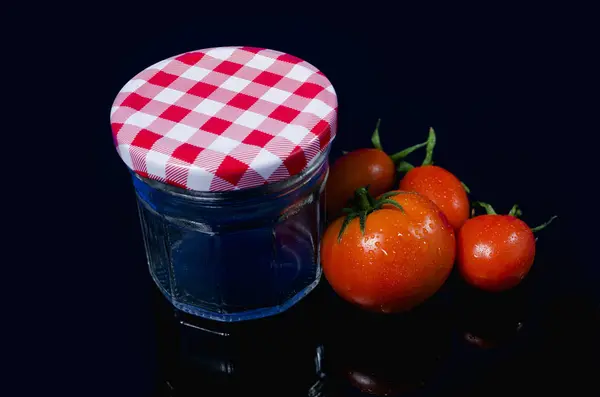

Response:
(399, 165), (470, 230)
(457, 214), (535, 291)
(322, 188), (456, 313)
(457, 202), (556, 292)
(325, 148), (395, 221)
(397, 127), (470, 230)
(324, 119), (434, 222)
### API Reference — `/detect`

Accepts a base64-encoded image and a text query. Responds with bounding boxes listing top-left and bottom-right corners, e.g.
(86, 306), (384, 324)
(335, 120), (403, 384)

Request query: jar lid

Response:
(110, 46), (337, 192)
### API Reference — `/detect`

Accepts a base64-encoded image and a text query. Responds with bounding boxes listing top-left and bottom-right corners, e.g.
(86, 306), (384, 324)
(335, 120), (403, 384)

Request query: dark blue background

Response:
(33, 10), (596, 396)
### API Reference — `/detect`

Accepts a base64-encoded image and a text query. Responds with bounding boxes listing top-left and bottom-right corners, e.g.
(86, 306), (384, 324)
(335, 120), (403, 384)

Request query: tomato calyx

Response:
(473, 201), (498, 215)
(508, 204), (523, 217)
(472, 201), (557, 233)
(370, 119), (428, 172)
(337, 186), (405, 242)
(371, 121), (471, 194)
(530, 216), (558, 233)
(421, 126), (436, 166)
(389, 126), (436, 171)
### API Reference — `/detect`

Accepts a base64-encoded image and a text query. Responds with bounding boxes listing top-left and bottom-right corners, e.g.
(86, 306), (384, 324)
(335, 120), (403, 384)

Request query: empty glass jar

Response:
(110, 46), (337, 321)
(133, 150), (328, 321)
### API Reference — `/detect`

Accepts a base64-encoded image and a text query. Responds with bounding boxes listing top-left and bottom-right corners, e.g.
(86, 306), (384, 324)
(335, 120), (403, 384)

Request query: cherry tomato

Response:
(322, 188), (456, 313)
(325, 148), (395, 220)
(457, 202), (556, 292)
(399, 165), (469, 230)
(325, 119), (427, 222)
(397, 127), (470, 230)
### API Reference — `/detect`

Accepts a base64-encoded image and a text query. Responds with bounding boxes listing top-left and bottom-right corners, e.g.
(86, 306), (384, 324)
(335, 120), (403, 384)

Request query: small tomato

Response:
(398, 127), (470, 230)
(326, 148), (395, 221)
(457, 202), (557, 292)
(325, 119), (429, 221)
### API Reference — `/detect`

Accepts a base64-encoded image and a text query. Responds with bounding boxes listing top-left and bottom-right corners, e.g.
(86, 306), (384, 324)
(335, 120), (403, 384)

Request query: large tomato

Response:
(322, 188), (456, 313)
(457, 202), (556, 292)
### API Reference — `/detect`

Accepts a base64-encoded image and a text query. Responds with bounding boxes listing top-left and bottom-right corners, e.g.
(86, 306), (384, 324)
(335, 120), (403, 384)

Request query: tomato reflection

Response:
(323, 289), (453, 396)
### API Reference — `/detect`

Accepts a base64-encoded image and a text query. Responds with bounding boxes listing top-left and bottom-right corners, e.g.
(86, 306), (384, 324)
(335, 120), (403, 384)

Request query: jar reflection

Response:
(153, 282), (329, 396)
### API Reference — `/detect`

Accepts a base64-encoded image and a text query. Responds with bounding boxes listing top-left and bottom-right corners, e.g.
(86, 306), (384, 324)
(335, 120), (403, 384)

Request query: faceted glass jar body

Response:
(133, 152), (329, 322)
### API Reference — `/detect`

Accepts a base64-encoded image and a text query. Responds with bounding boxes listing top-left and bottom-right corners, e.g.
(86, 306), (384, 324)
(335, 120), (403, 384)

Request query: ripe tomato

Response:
(325, 148), (395, 220)
(322, 188), (456, 313)
(325, 119), (429, 221)
(457, 202), (556, 292)
(398, 127), (470, 230)
(399, 165), (469, 230)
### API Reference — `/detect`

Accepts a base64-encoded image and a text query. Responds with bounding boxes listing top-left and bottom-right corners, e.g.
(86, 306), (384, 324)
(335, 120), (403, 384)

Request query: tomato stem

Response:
(472, 202), (556, 233)
(355, 187), (373, 212)
(473, 201), (497, 215)
(375, 199), (406, 211)
(461, 181), (471, 194)
(371, 118), (383, 151)
(369, 119), (437, 172)
(422, 127), (436, 166)
(337, 213), (358, 242)
(337, 187), (405, 242)
(509, 204), (523, 218)
(389, 141), (428, 163)
(531, 215), (558, 233)
(396, 161), (414, 173)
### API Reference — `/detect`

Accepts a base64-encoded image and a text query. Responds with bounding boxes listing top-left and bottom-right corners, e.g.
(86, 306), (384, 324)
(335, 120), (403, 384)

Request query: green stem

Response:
(374, 199), (406, 211)
(337, 213), (358, 242)
(389, 141), (428, 162)
(508, 204), (523, 218)
(337, 188), (405, 242)
(371, 119), (383, 151)
(461, 181), (471, 194)
(422, 127), (436, 166)
(396, 161), (414, 173)
(354, 187), (372, 212)
(472, 202), (556, 234)
(473, 201), (497, 215)
(531, 215), (558, 233)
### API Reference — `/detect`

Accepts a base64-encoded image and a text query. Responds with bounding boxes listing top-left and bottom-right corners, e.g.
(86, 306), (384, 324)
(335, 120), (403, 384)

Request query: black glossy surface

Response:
(151, 237), (600, 396)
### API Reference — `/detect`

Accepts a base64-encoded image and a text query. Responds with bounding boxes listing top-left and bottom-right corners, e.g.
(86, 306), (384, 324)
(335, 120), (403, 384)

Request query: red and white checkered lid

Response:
(110, 46), (337, 192)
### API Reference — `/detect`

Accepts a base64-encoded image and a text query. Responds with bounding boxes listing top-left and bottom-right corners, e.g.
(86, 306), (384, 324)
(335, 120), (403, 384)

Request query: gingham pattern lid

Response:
(110, 46), (337, 192)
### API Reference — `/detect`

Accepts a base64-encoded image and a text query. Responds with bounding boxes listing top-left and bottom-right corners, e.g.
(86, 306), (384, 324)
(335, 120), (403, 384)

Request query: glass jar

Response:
(110, 46), (338, 322)
(133, 150), (329, 321)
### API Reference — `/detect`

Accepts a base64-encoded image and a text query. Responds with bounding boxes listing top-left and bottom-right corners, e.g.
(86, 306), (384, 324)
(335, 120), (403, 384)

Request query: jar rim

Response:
(133, 149), (329, 203)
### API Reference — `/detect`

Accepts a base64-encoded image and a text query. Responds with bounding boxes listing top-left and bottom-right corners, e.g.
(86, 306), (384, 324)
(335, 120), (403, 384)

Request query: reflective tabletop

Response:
(152, 250), (600, 396)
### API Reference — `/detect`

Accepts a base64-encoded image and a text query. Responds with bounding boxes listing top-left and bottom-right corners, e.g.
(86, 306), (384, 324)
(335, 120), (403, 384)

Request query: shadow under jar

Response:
(110, 46), (338, 323)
